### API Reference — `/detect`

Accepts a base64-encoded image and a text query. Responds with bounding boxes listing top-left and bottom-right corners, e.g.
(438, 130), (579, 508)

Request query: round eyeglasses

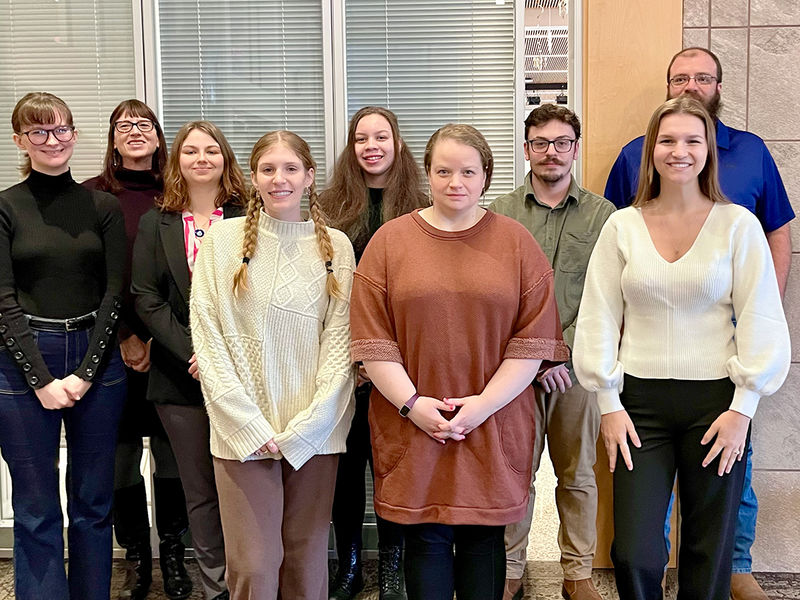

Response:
(668, 73), (718, 87)
(114, 120), (155, 134)
(19, 126), (75, 146)
(526, 138), (576, 153)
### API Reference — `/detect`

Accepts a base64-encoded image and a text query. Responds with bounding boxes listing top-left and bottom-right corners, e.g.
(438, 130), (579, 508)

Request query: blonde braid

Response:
(308, 183), (343, 300)
(232, 188), (262, 296)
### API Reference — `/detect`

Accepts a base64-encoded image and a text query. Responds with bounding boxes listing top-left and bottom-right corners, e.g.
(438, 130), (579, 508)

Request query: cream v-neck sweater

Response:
(190, 211), (356, 469)
(573, 203), (790, 418)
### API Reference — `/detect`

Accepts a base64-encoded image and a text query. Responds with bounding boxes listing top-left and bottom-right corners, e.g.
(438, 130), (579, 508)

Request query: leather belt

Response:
(26, 311), (97, 332)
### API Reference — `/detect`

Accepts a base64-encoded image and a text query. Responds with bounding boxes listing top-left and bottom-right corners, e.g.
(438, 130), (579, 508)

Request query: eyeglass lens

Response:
(527, 139), (574, 153)
(115, 120), (154, 133)
(24, 127), (75, 145)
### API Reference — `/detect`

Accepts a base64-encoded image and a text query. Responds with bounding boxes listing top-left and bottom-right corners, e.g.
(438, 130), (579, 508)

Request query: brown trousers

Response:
(504, 383), (600, 580)
(214, 454), (339, 600)
(156, 404), (227, 599)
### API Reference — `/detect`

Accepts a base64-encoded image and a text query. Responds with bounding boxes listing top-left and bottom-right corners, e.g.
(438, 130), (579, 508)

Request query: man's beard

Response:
(667, 88), (722, 121)
(533, 159), (569, 184)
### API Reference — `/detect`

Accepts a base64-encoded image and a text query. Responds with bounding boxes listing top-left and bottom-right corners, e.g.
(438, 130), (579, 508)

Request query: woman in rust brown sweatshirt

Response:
(350, 124), (569, 600)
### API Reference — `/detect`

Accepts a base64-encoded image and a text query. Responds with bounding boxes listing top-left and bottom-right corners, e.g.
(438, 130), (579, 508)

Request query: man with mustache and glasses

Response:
(604, 47), (793, 600)
(490, 104), (615, 600)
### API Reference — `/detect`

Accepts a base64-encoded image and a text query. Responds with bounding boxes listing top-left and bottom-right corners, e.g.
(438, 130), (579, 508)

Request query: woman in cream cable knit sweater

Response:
(573, 97), (790, 599)
(190, 131), (356, 600)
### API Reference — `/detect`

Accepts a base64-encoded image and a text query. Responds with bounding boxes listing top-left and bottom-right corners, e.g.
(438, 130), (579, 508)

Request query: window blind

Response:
(0, 0), (137, 189)
(344, 0), (516, 196)
(157, 0), (327, 180)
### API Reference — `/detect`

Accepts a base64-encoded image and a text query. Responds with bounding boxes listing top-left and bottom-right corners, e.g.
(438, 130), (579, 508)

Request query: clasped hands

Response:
(407, 394), (493, 444)
(35, 374), (92, 410)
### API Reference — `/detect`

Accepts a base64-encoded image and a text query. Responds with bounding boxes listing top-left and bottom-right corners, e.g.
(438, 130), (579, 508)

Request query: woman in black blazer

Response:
(132, 121), (246, 600)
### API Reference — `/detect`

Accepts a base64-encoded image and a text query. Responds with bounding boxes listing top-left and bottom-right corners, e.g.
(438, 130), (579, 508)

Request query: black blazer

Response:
(131, 204), (243, 405)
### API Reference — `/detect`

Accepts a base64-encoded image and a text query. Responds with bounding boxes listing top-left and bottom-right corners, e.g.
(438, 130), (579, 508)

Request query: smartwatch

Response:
(399, 392), (420, 417)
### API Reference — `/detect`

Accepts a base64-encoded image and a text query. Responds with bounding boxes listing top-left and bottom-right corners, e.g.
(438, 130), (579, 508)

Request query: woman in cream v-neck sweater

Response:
(573, 97), (790, 599)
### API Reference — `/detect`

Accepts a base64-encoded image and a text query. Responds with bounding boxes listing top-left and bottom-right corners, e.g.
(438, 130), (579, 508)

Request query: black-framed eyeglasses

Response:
(114, 120), (155, 133)
(18, 126), (75, 146)
(668, 73), (718, 87)
(526, 138), (576, 153)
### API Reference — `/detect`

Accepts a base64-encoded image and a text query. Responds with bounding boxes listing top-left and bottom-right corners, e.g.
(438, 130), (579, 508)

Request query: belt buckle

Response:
(65, 317), (80, 332)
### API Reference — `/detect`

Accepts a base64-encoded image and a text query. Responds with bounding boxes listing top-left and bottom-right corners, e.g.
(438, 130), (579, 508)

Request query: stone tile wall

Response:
(684, 0), (800, 573)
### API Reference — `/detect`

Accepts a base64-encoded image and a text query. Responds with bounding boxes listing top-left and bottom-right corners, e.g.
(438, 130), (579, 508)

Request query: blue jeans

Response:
(664, 441), (756, 573)
(0, 328), (126, 600)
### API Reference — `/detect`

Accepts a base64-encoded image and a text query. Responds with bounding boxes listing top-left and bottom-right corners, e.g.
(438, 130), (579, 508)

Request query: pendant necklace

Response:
(193, 214), (210, 238)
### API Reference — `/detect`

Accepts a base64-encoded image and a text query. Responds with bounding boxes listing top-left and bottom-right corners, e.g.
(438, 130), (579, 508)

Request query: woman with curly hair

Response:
(131, 120), (246, 600)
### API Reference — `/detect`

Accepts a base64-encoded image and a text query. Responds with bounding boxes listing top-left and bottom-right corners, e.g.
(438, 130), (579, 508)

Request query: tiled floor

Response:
(0, 559), (797, 599)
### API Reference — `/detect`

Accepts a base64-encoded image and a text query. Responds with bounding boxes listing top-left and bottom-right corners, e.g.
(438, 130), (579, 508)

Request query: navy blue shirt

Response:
(604, 120), (794, 233)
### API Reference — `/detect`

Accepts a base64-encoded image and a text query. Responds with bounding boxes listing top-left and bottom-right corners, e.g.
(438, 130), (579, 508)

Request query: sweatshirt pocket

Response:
(368, 393), (410, 478)
(498, 392), (536, 474)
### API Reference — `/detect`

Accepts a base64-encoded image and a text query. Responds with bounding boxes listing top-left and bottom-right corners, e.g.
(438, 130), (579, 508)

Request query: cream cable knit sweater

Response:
(573, 203), (790, 418)
(190, 211), (356, 469)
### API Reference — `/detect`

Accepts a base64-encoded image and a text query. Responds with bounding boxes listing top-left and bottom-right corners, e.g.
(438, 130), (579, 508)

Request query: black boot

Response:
(329, 542), (363, 600)
(114, 482), (153, 600)
(154, 477), (193, 600)
(159, 535), (193, 600)
(120, 542), (153, 600)
(378, 545), (406, 600)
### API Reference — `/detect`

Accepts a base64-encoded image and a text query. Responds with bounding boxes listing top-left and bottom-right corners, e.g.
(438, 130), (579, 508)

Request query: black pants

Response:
(402, 523), (505, 600)
(612, 376), (748, 600)
(331, 383), (403, 552)
(114, 368), (187, 548)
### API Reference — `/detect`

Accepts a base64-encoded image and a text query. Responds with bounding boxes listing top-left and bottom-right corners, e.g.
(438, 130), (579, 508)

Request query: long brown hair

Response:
(95, 99), (168, 194)
(233, 131), (343, 300)
(423, 123), (494, 194)
(12, 92), (74, 177)
(157, 120), (246, 212)
(317, 106), (426, 248)
(633, 96), (726, 207)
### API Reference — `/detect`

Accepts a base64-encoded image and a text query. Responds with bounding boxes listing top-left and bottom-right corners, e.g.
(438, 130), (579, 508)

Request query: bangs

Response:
(15, 105), (72, 130)
(115, 100), (157, 123)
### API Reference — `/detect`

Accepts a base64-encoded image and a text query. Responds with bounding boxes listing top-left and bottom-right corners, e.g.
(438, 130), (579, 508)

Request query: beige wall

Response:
(581, 0), (683, 195)
(683, 0), (800, 573)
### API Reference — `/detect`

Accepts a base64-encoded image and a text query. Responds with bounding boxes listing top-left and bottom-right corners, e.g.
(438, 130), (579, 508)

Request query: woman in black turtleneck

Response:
(0, 92), (126, 599)
(84, 99), (191, 600)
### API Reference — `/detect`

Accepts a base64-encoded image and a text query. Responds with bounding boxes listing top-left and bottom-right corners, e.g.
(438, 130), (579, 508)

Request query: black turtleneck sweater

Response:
(84, 168), (160, 341)
(0, 170), (126, 389)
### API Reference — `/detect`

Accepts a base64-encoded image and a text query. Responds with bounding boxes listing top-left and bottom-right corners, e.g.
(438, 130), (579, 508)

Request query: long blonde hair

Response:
(633, 96), (727, 207)
(233, 131), (343, 299)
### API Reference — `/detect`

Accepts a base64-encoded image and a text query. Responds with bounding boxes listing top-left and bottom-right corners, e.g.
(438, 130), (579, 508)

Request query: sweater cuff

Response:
(351, 339), (403, 363)
(224, 417), (277, 462)
(273, 429), (317, 471)
(596, 388), (624, 415)
(729, 387), (760, 419)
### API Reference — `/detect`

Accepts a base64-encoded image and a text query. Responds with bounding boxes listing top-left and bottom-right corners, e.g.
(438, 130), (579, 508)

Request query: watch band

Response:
(399, 392), (420, 417)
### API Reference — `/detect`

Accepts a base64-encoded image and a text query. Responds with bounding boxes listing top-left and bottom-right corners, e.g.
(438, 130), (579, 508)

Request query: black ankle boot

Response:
(119, 542), (152, 600)
(378, 545), (406, 600)
(329, 543), (363, 600)
(159, 535), (193, 600)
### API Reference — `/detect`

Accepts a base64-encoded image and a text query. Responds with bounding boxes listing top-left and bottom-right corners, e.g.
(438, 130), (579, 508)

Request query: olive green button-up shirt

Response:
(489, 175), (615, 377)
